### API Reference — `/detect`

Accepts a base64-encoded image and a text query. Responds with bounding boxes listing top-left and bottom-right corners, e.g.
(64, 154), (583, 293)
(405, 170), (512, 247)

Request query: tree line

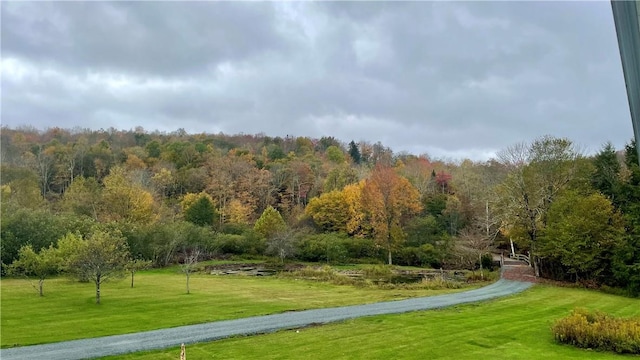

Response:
(1, 126), (638, 296)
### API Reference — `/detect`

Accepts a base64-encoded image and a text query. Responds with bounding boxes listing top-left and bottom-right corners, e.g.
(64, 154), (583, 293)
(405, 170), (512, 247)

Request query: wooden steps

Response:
(502, 264), (537, 283)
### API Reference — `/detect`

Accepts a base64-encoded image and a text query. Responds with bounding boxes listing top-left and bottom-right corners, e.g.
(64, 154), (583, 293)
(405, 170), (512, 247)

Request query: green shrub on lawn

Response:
(552, 308), (640, 354)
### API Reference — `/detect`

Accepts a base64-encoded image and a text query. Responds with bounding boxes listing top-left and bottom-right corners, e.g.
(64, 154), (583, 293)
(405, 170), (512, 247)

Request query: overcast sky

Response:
(1, 1), (634, 161)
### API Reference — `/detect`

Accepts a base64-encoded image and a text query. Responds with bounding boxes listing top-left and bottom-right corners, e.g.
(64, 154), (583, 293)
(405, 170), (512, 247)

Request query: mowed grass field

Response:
(0, 268), (480, 347)
(104, 285), (640, 360)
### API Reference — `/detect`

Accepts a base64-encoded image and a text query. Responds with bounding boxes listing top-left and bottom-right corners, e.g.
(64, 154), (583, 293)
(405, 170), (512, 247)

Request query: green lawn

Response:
(0, 270), (479, 347)
(103, 285), (640, 360)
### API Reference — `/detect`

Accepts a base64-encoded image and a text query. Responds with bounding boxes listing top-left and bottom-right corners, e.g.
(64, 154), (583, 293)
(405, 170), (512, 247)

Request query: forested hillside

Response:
(1, 126), (638, 295)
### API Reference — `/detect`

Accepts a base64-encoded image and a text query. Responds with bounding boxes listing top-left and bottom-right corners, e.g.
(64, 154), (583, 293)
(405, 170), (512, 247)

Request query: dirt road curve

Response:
(1, 279), (533, 360)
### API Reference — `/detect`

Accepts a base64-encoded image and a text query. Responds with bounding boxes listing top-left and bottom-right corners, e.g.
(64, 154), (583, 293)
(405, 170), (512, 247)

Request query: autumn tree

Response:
(342, 181), (369, 237)
(280, 160), (315, 211)
(151, 167), (177, 198)
(204, 153), (264, 225)
(361, 165), (422, 264)
(226, 199), (252, 225)
(305, 190), (350, 232)
(68, 230), (130, 304)
(101, 166), (155, 224)
(397, 156), (437, 197)
(8, 244), (61, 296)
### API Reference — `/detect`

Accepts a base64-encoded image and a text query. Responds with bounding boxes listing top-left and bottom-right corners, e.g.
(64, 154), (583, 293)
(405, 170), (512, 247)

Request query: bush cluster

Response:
(552, 308), (640, 354)
(296, 233), (381, 264)
(394, 245), (442, 268)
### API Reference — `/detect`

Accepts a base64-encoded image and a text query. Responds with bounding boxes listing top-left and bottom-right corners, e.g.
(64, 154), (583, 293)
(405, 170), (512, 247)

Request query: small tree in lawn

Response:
(181, 248), (201, 294)
(69, 230), (129, 304)
(125, 258), (153, 288)
(9, 244), (61, 296)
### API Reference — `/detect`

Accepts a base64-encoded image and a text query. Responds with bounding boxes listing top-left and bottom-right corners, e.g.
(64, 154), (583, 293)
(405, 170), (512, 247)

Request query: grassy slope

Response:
(0, 270), (478, 347)
(105, 285), (640, 360)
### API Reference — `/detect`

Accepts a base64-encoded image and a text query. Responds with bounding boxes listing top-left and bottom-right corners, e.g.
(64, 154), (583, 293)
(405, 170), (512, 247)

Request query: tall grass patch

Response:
(553, 308), (640, 354)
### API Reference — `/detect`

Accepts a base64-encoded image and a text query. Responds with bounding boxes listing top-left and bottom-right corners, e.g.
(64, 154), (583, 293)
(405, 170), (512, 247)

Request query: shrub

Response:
(214, 232), (265, 256)
(342, 237), (380, 260)
(394, 245), (440, 268)
(481, 254), (495, 271)
(552, 308), (640, 354)
(296, 233), (348, 264)
(220, 223), (252, 235)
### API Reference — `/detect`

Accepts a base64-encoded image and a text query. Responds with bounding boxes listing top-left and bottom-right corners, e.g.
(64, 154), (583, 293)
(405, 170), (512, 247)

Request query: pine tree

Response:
(184, 195), (217, 227)
(348, 141), (361, 164)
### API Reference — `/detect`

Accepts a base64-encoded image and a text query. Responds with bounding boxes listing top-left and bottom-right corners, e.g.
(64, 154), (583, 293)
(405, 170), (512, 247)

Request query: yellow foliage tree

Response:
(305, 190), (350, 233)
(102, 167), (156, 224)
(342, 181), (369, 237)
(227, 199), (252, 225)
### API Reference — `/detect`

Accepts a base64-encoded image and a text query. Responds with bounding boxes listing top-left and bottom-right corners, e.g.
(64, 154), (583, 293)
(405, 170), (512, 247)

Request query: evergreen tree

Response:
(612, 140), (640, 295)
(184, 196), (217, 227)
(348, 141), (361, 164)
(592, 142), (622, 205)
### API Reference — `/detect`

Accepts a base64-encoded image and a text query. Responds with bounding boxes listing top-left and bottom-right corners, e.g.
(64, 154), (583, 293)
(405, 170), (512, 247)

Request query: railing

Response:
(509, 253), (531, 266)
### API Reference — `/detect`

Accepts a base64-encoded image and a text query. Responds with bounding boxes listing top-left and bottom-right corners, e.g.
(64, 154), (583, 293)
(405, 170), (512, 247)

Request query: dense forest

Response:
(1, 126), (638, 295)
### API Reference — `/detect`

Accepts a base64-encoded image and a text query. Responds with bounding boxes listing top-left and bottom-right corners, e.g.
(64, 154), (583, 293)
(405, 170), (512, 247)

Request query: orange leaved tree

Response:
(361, 165), (422, 265)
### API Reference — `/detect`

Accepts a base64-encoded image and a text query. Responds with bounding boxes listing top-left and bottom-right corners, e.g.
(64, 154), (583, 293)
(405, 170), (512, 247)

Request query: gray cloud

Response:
(1, 1), (633, 160)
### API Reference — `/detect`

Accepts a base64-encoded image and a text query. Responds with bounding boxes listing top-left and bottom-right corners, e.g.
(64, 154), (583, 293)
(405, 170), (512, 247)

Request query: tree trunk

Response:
(95, 274), (101, 304)
(186, 272), (190, 294)
(39, 278), (44, 297)
(479, 253), (484, 280)
(485, 201), (490, 237)
(131, 271), (135, 288)
(388, 248), (392, 265)
(533, 256), (540, 277)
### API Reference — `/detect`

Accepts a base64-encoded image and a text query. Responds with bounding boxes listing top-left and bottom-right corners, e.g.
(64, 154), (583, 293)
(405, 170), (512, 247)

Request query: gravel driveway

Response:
(1, 279), (532, 360)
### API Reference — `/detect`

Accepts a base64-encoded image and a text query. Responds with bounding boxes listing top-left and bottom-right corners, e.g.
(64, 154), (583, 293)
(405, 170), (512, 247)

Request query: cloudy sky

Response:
(1, 1), (634, 160)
